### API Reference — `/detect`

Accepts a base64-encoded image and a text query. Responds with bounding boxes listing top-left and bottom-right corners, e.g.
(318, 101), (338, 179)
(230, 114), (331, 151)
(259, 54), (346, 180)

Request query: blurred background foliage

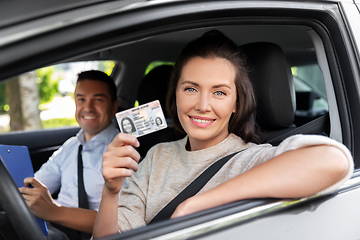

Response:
(0, 84), (5, 113)
(36, 66), (60, 104)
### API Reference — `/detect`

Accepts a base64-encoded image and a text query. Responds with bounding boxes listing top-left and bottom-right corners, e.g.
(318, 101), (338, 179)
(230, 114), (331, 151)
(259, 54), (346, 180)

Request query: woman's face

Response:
(176, 57), (237, 151)
(122, 119), (133, 133)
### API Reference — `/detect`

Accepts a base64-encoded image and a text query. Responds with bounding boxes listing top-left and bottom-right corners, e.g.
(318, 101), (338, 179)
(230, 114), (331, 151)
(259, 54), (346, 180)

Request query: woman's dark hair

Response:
(166, 29), (261, 143)
(77, 70), (117, 103)
(121, 117), (136, 133)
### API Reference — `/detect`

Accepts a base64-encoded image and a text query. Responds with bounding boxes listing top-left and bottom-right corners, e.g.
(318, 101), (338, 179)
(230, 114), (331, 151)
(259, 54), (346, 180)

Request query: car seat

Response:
(136, 65), (181, 157)
(240, 42), (297, 144)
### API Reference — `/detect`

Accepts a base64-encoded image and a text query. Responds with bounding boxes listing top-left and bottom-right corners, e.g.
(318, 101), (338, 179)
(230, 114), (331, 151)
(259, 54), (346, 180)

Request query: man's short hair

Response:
(77, 70), (117, 102)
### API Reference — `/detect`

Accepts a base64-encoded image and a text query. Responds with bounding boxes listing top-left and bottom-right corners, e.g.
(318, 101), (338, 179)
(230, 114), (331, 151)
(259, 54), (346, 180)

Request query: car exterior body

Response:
(0, 0), (360, 239)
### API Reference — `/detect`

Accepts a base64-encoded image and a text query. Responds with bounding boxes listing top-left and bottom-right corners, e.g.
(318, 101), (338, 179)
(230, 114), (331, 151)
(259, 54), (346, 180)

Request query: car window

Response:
(292, 64), (327, 98)
(0, 61), (116, 133)
(292, 64), (328, 126)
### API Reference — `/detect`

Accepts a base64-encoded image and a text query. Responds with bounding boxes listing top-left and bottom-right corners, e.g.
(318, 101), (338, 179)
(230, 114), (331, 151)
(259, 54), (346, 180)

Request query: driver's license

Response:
(115, 100), (167, 137)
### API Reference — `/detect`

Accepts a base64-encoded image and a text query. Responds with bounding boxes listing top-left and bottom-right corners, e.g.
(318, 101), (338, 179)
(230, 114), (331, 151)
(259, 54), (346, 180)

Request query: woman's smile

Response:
(189, 116), (215, 127)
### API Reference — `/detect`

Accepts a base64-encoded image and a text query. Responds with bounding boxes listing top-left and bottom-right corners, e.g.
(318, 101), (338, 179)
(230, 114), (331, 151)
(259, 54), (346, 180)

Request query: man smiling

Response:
(20, 70), (119, 240)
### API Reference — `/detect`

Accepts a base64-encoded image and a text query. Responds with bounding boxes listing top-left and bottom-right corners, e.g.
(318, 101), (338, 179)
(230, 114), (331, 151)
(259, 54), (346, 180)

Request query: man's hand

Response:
(19, 177), (60, 221)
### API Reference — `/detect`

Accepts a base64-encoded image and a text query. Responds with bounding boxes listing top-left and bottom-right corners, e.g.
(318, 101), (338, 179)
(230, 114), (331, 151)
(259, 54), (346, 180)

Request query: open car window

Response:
(0, 60), (116, 133)
(292, 64), (329, 127)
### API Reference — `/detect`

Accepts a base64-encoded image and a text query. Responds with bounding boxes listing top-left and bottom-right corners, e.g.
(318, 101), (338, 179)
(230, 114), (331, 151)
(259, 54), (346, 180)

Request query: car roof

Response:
(0, 0), (332, 81)
(0, 0), (103, 28)
(0, 0), (354, 49)
(0, 0), (354, 29)
(0, 0), (144, 28)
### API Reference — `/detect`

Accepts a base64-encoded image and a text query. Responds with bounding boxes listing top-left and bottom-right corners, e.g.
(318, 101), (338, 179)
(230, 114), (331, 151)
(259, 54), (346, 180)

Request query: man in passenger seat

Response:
(19, 70), (120, 240)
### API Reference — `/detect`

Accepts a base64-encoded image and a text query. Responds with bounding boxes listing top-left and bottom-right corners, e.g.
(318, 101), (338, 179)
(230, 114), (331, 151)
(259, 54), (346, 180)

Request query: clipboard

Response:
(0, 145), (48, 236)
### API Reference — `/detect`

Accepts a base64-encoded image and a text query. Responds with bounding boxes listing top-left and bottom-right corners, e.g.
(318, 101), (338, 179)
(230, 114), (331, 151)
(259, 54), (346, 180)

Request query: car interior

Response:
(1, 24), (331, 163)
(20, 25), (331, 166)
(0, 20), (340, 239)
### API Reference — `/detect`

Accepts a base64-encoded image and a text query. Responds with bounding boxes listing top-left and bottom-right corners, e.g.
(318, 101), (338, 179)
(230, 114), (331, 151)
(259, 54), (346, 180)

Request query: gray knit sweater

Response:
(116, 133), (354, 232)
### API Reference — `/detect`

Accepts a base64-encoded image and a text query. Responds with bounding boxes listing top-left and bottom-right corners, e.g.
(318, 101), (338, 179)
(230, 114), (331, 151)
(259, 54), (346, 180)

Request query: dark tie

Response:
(77, 144), (89, 209)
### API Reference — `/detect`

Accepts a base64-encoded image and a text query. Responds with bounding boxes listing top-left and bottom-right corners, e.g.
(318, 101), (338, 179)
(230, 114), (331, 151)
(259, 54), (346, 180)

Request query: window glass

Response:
(0, 61), (116, 133)
(292, 64), (328, 126)
(292, 64), (326, 98)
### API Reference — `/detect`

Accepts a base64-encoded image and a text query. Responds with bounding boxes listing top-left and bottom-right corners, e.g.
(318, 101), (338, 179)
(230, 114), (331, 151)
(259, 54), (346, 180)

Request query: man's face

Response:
(74, 79), (118, 141)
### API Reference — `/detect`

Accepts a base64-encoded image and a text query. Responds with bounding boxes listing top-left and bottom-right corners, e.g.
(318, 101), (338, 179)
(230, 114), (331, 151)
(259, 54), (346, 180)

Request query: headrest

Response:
(240, 42), (296, 130)
(137, 65), (173, 117)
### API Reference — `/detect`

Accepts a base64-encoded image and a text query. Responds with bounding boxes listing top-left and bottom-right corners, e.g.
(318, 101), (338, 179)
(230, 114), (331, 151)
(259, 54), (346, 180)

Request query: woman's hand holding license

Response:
(102, 133), (140, 195)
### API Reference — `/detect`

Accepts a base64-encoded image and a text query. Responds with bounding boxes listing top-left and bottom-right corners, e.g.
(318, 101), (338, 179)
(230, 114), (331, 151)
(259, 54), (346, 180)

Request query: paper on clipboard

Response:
(0, 145), (48, 236)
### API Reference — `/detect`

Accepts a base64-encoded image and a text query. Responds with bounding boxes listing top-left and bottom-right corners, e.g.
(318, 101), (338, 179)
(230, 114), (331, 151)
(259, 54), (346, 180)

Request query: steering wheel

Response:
(0, 158), (44, 240)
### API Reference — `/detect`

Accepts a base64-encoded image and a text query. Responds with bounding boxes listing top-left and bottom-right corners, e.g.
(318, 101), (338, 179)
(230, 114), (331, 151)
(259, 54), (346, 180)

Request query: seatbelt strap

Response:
(149, 150), (243, 224)
(268, 113), (329, 145)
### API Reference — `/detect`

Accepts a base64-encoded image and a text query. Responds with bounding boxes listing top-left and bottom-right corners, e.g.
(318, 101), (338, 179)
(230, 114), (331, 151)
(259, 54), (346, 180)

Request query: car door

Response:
(1, 0), (360, 239)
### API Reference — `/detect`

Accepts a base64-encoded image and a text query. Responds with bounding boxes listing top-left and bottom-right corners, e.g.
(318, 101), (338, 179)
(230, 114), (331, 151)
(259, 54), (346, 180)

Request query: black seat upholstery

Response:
(240, 42), (296, 144)
(137, 65), (173, 118)
(136, 65), (180, 157)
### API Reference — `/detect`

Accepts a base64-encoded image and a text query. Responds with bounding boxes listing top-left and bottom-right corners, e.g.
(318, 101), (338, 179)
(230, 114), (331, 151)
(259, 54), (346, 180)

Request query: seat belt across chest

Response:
(149, 149), (243, 224)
